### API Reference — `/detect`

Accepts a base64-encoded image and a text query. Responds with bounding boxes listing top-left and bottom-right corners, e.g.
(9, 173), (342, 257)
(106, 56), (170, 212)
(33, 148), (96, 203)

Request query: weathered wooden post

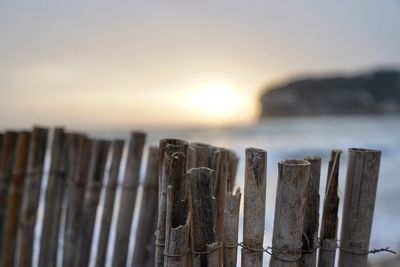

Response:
(318, 150), (342, 267)
(155, 139), (188, 267)
(300, 156), (321, 267)
(131, 146), (159, 267)
(75, 140), (110, 267)
(164, 151), (189, 267)
(39, 128), (68, 267)
(228, 150), (239, 190)
(95, 140), (124, 267)
(188, 143), (214, 169)
(188, 167), (218, 267)
(62, 136), (92, 267)
(16, 127), (48, 267)
(112, 132), (145, 267)
(269, 159), (310, 267)
(0, 131), (18, 257)
(242, 148), (267, 267)
(0, 131), (31, 267)
(223, 188), (241, 267)
(338, 148), (381, 267)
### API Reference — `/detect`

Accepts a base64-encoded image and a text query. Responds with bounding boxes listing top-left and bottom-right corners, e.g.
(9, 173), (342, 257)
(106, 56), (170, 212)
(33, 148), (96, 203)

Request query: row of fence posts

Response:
(0, 126), (388, 267)
(155, 139), (385, 267)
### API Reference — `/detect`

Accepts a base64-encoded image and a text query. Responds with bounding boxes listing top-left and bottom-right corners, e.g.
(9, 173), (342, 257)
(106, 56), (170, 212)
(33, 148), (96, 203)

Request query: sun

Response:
(182, 82), (253, 125)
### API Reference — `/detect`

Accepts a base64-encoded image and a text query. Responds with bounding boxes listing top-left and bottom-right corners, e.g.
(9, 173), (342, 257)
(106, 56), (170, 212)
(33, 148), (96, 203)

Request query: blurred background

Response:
(1, 1), (399, 266)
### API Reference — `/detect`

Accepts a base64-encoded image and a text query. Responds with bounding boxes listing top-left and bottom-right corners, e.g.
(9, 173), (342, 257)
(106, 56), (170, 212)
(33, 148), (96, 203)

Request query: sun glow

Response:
(181, 82), (254, 125)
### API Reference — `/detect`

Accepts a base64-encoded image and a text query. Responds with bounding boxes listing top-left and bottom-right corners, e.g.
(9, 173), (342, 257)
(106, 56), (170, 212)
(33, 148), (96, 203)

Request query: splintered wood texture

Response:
(339, 148), (381, 267)
(269, 159), (310, 267)
(242, 148), (267, 267)
(224, 188), (241, 267)
(300, 157), (321, 267)
(95, 140), (124, 267)
(0, 131), (18, 255)
(155, 139), (188, 267)
(62, 137), (92, 267)
(0, 131), (31, 267)
(188, 167), (217, 267)
(112, 132), (145, 267)
(75, 140), (110, 267)
(318, 150), (342, 267)
(16, 127), (48, 267)
(131, 146), (159, 267)
(39, 128), (67, 267)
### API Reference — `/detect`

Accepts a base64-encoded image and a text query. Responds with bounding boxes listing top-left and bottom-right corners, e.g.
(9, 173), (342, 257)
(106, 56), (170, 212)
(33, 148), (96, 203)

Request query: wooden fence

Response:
(0, 126), (394, 267)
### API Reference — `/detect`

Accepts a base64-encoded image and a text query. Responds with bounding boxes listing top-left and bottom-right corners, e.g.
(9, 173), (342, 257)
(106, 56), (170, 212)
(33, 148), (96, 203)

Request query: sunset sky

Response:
(1, 1), (399, 129)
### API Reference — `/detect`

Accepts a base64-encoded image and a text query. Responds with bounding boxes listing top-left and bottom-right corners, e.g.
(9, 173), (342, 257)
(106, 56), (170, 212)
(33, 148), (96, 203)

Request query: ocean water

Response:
(31, 116), (400, 266)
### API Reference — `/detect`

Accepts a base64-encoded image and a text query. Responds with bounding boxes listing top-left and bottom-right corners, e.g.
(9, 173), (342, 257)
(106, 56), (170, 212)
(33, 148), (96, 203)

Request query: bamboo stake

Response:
(165, 151), (189, 267)
(188, 167), (217, 267)
(95, 140), (124, 267)
(112, 132), (145, 267)
(300, 156), (321, 267)
(223, 188), (241, 267)
(131, 146), (159, 267)
(16, 127), (48, 267)
(338, 148), (381, 267)
(269, 159), (310, 267)
(318, 150), (342, 267)
(0, 132), (18, 257)
(212, 148), (229, 265)
(39, 128), (68, 267)
(62, 136), (92, 267)
(0, 131), (31, 267)
(75, 139), (110, 267)
(155, 139), (188, 267)
(242, 148), (267, 267)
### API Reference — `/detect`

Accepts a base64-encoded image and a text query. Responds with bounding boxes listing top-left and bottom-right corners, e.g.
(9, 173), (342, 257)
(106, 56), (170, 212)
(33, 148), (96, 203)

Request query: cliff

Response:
(260, 69), (400, 118)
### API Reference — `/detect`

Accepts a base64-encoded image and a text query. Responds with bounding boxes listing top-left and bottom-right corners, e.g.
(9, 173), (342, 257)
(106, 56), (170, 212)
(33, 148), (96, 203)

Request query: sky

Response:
(0, 0), (399, 129)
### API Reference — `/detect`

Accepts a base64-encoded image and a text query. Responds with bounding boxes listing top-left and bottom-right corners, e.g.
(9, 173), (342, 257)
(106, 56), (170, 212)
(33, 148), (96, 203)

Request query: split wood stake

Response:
(269, 159), (310, 267)
(112, 132), (145, 267)
(242, 148), (267, 267)
(300, 156), (321, 267)
(16, 127), (48, 267)
(155, 139), (188, 267)
(223, 188), (241, 267)
(318, 150), (342, 267)
(0, 131), (18, 257)
(62, 136), (92, 267)
(338, 148), (381, 267)
(0, 131), (31, 267)
(188, 167), (217, 267)
(39, 128), (68, 267)
(75, 139), (110, 267)
(95, 140), (124, 267)
(131, 146), (159, 267)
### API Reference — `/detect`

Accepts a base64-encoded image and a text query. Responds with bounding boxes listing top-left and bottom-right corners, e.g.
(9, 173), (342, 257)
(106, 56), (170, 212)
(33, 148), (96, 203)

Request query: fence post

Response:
(0, 131), (18, 259)
(155, 139), (188, 267)
(338, 148), (381, 267)
(188, 167), (218, 267)
(16, 127), (48, 267)
(131, 146), (159, 267)
(223, 188), (241, 267)
(318, 150), (342, 267)
(39, 128), (67, 267)
(0, 131), (31, 267)
(75, 140), (110, 267)
(242, 148), (267, 267)
(95, 140), (124, 267)
(300, 156), (321, 267)
(112, 132), (145, 267)
(269, 159), (310, 267)
(62, 136), (92, 267)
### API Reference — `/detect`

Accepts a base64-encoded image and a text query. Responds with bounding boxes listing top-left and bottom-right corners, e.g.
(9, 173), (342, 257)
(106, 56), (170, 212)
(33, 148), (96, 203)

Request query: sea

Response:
(31, 115), (400, 266)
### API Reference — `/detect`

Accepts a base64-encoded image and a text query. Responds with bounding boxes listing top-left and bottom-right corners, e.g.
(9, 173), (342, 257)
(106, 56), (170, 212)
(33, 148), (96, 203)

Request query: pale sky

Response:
(1, 0), (399, 129)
